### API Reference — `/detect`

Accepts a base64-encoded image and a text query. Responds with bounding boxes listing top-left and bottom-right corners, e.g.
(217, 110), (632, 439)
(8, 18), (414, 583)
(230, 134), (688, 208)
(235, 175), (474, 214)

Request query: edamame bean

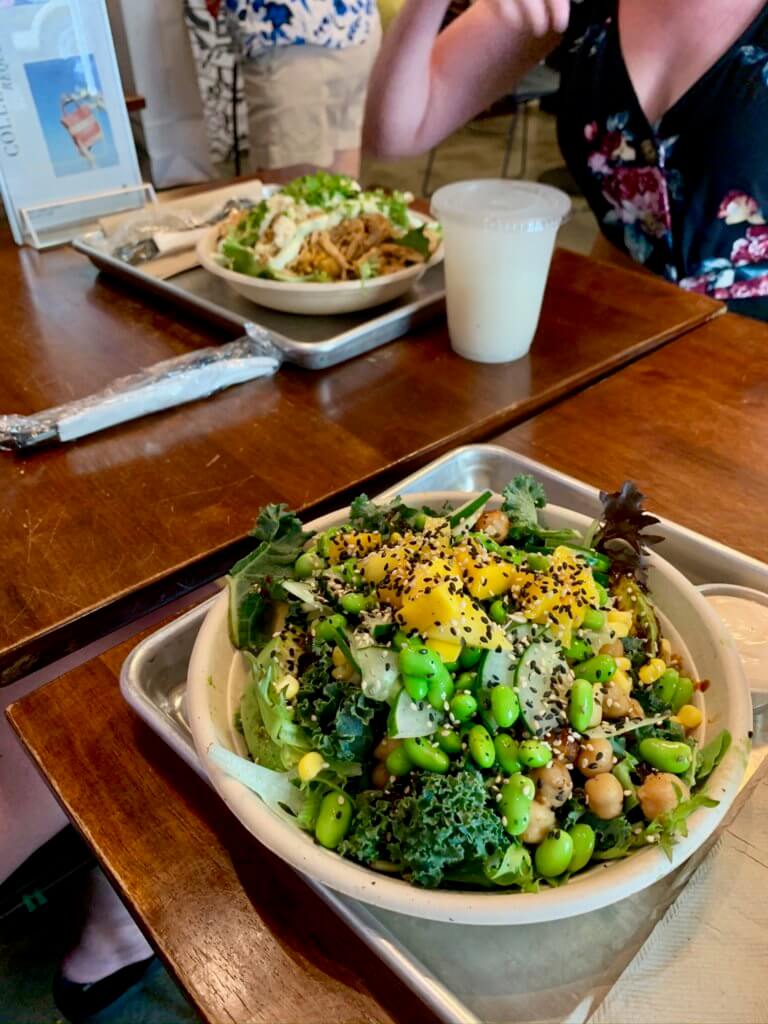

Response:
(494, 734), (522, 774)
(489, 599), (507, 625)
(385, 746), (413, 777)
(595, 582), (609, 607)
(499, 783), (533, 836)
(392, 628), (412, 650)
(504, 773), (536, 800)
(411, 512), (427, 531)
(436, 728), (463, 756)
(534, 830), (574, 878)
(427, 673), (455, 711)
(573, 654), (617, 683)
(582, 608), (605, 632)
(525, 552), (550, 572)
(399, 647), (446, 681)
(459, 646), (483, 670)
(315, 792), (353, 849)
(568, 678), (594, 733)
(403, 737), (450, 773)
(314, 613), (347, 642)
(403, 674), (429, 702)
(340, 592), (367, 615)
(564, 637), (592, 663)
(342, 559), (364, 588)
(671, 676), (695, 713)
(518, 739), (553, 769)
(490, 687), (520, 729)
(653, 668), (679, 706)
(450, 692), (478, 722)
(567, 824), (596, 873)
(294, 551), (325, 579)
(315, 528), (339, 559)
(638, 737), (692, 775)
(468, 725), (495, 769)
(456, 670), (478, 693)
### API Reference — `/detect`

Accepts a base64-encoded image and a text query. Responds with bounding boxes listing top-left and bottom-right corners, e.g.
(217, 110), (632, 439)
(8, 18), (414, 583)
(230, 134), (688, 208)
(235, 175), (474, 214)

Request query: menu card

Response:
(0, 0), (145, 246)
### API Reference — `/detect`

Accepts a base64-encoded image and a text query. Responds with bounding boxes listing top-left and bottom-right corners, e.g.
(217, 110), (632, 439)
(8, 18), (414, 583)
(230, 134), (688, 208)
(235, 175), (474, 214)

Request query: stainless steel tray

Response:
(120, 444), (768, 1024)
(72, 231), (445, 369)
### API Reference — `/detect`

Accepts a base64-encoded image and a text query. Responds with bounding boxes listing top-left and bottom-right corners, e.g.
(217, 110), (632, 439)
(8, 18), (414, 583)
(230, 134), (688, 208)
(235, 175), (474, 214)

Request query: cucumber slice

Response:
(356, 646), (401, 703)
(514, 638), (568, 736)
(388, 689), (442, 738)
(479, 650), (516, 688)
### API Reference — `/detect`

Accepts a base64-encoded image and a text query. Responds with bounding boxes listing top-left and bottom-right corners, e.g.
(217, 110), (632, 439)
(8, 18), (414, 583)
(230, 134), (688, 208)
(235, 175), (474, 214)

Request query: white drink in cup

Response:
(430, 180), (571, 363)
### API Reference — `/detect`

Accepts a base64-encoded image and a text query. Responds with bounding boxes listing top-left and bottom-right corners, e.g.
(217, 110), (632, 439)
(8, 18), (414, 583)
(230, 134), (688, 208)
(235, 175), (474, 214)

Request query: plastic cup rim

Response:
(431, 178), (571, 232)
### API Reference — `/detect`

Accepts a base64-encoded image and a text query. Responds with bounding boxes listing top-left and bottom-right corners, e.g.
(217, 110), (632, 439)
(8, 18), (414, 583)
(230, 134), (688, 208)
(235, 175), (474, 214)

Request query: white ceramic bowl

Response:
(196, 212), (444, 316)
(187, 492), (753, 925)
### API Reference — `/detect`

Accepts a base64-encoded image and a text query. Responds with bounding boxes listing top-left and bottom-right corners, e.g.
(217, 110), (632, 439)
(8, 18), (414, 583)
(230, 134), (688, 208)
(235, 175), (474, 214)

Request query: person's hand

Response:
(485, 0), (571, 37)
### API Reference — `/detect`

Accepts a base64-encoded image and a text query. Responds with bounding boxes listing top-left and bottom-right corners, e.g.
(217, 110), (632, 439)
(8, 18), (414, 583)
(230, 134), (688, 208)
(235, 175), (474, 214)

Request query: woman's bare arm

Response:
(364, 0), (570, 157)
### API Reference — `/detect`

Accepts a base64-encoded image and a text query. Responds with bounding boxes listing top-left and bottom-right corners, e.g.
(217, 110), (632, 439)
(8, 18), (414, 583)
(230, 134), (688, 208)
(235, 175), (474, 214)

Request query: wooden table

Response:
(0, 234), (720, 684)
(9, 311), (764, 1024)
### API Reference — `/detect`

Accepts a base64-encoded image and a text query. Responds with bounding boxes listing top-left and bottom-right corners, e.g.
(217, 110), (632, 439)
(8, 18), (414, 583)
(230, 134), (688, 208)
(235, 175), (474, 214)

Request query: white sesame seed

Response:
(337, 796), (345, 806)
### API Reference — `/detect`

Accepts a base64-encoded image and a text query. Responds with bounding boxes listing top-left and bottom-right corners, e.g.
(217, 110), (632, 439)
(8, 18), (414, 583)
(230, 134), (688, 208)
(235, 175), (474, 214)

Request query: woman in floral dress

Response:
(365, 0), (768, 319)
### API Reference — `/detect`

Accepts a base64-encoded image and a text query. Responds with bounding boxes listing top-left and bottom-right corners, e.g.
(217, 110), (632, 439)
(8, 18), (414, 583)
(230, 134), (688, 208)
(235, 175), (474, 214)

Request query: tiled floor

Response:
(2, 103), (596, 1024)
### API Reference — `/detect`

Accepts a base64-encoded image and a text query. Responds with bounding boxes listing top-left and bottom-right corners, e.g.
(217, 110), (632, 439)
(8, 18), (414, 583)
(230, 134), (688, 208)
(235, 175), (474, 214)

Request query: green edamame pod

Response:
(535, 830), (574, 878)
(315, 793), (353, 849)
(573, 654), (617, 683)
(436, 728), (463, 756)
(399, 646), (447, 681)
(499, 783), (532, 836)
(595, 582), (609, 607)
(564, 637), (592, 663)
(455, 671), (478, 693)
(504, 773), (535, 800)
(314, 614), (347, 642)
(403, 737), (450, 773)
(517, 739), (553, 769)
(385, 746), (413, 777)
(459, 646), (484, 670)
(638, 737), (692, 774)
(427, 673), (455, 711)
(671, 676), (695, 713)
(493, 734), (522, 774)
(392, 628), (411, 650)
(403, 674), (429, 702)
(489, 599), (507, 625)
(490, 687), (520, 729)
(612, 758), (638, 810)
(294, 551), (325, 579)
(567, 824), (596, 873)
(450, 692), (478, 722)
(525, 552), (550, 572)
(468, 725), (495, 769)
(582, 608), (605, 632)
(340, 592), (367, 615)
(568, 678), (594, 733)
(653, 668), (679, 706)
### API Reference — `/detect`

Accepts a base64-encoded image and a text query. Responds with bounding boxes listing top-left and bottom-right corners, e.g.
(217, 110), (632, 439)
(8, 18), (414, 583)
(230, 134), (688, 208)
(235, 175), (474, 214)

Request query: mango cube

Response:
(328, 531), (382, 565)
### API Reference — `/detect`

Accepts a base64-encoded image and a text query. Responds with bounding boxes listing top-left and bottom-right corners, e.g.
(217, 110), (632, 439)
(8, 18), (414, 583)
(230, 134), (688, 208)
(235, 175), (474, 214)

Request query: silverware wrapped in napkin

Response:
(0, 325), (281, 451)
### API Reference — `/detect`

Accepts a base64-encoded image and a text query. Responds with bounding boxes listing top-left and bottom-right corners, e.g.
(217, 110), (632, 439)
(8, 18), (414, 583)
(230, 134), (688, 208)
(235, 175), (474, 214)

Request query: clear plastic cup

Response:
(431, 180), (571, 363)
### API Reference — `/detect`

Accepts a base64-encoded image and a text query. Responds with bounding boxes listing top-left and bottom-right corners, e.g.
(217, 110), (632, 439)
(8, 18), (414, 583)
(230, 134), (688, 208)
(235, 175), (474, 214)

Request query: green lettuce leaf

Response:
(240, 641), (310, 770)
(644, 791), (719, 860)
(398, 224), (431, 257)
(207, 742), (304, 817)
(694, 730), (732, 784)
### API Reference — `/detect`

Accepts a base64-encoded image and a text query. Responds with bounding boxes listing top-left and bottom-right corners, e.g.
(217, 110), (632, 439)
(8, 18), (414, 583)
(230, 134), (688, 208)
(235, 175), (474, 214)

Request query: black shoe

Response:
(52, 956), (155, 1022)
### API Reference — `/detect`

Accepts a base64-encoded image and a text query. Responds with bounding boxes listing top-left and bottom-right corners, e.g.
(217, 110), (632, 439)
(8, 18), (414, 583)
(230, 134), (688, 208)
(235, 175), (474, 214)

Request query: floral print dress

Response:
(557, 0), (768, 319)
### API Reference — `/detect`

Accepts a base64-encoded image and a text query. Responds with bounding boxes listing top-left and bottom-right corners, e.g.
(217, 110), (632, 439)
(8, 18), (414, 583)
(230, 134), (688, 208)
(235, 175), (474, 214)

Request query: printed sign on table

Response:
(0, 0), (144, 246)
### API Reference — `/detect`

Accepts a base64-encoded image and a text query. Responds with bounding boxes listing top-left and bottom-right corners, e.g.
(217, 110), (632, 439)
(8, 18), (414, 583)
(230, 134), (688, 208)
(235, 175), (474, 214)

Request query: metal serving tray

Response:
(72, 231), (446, 370)
(120, 444), (768, 1024)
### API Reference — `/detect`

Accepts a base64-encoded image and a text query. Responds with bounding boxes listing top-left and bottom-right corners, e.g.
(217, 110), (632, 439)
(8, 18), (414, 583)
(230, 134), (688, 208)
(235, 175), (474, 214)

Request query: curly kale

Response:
(347, 494), (421, 536)
(294, 652), (384, 764)
(582, 812), (634, 860)
(501, 475), (580, 546)
(338, 790), (396, 865)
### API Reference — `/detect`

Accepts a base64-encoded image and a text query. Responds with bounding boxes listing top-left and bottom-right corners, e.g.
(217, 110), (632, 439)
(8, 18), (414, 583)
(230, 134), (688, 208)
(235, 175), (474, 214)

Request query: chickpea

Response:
(371, 762), (390, 789)
(637, 773), (691, 821)
(628, 698), (644, 720)
(576, 737), (614, 777)
(544, 726), (580, 763)
(585, 773), (625, 820)
(599, 640), (624, 658)
(530, 761), (574, 808)
(374, 737), (402, 761)
(520, 800), (556, 844)
(602, 680), (632, 719)
(476, 510), (510, 541)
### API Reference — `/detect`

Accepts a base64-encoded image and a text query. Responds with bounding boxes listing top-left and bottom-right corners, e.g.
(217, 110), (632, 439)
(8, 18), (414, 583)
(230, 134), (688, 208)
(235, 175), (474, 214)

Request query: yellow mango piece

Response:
(426, 638), (462, 664)
(328, 530), (382, 565)
(511, 546), (599, 647)
(397, 582), (510, 651)
(463, 558), (520, 600)
(362, 545), (407, 584)
(405, 558), (459, 598)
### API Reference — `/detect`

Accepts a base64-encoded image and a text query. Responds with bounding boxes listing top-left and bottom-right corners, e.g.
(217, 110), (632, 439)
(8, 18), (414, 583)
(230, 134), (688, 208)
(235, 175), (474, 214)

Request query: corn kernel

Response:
(612, 669), (632, 695)
(638, 658), (667, 685)
(298, 752), (326, 783)
(616, 657), (632, 672)
(673, 704), (703, 730)
(607, 609), (632, 638)
(332, 645), (347, 668)
(274, 672), (299, 700)
(659, 638), (673, 664)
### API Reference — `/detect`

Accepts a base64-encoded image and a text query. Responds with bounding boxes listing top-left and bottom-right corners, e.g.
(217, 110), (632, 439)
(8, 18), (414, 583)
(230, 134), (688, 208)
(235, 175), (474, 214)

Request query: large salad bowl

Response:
(187, 492), (752, 925)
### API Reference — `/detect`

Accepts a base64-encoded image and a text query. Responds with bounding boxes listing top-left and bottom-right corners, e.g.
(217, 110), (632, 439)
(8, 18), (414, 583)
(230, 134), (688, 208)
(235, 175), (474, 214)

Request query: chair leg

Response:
(500, 111), (518, 178)
(516, 101), (530, 178)
(422, 147), (438, 197)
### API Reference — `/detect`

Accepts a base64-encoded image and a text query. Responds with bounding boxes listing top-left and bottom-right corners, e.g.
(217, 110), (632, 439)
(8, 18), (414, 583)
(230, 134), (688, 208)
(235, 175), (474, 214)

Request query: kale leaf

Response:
(644, 792), (719, 860)
(582, 812), (634, 860)
(338, 790), (396, 865)
(501, 475), (580, 546)
(294, 651), (384, 764)
(390, 769), (507, 888)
